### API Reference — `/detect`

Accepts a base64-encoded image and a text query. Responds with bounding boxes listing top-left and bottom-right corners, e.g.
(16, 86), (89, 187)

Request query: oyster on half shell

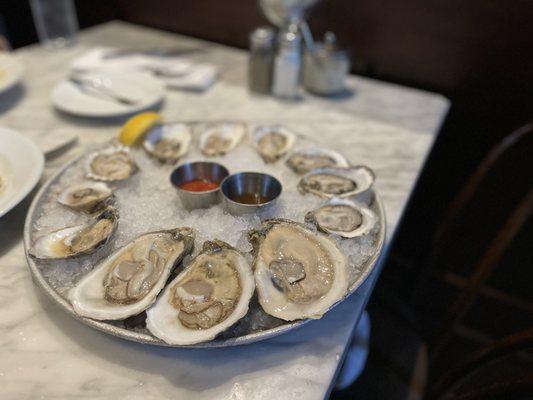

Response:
(298, 166), (375, 200)
(68, 227), (195, 321)
(198, 123), (246, 157)
(30, 206), (118, 260)
(58, 182), (113, 213)
(86, 147), (138, 182)
(146, 240), (254, 345)
(143, 123), (192, 163)
(253, 125), (296, 163)
(286, 148), (349, 174)
(249, 219), (348, 321)
(305, 198), (378, 238)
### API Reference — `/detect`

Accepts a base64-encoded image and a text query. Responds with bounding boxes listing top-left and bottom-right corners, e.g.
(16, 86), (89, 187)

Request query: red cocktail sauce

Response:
(179, 179), (219, 192)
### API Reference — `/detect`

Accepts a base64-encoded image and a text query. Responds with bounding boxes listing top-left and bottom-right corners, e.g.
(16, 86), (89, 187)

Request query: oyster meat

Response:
(86, 147), (138, 181)
(30, 206), (118, 259)
(199, 123), (246, 157)
(143, 123), (192, 163)
(249, 219), (348, 321)
(69, 227), (194, 320)
(146, 240), (254, 345)
(58, 182), (113, 212)
(305, 198), (378, 238)
(298, 166), (375, 199)
(286, 148), (349, 174)
(253, 125), (296, 163)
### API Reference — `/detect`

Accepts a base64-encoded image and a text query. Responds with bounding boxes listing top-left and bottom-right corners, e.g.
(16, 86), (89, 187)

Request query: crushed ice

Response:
(30, 126), (382, 337)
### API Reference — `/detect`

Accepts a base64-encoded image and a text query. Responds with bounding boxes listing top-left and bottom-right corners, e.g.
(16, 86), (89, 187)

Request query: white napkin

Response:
(71, 47), (218, 92)
(164, 63), (218, 91)
(22, 127), (78, 156)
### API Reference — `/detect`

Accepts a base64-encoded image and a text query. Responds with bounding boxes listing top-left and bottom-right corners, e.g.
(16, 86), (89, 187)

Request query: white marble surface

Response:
(0, 21), (449, 400)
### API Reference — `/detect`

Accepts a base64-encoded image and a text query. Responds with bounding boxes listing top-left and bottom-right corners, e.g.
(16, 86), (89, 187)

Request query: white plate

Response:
(51, 71), (165, 117)
(0, 127), (44, 218)
(0, 53), (23, 95)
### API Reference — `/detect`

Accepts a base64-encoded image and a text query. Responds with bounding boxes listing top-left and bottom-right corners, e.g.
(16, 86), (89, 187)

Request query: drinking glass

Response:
(30, 0), (79, 48)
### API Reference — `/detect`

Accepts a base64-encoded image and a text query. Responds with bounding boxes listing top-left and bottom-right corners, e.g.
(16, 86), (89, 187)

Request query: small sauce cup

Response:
(220, 172), (282, 215)
(170, 161), (229, 209)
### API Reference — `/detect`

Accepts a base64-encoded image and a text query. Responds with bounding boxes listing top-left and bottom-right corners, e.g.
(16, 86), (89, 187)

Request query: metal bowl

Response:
(220, 172), (282, 215)
(170, 161), (229, 209)
(24, 153), (385, 349)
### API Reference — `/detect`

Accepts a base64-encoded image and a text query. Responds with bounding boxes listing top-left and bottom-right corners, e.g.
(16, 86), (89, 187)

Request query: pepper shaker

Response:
(248, 26), (276, 94)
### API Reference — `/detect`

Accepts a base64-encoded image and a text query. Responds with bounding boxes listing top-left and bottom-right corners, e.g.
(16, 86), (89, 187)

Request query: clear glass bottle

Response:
(248, 27), (276, 94)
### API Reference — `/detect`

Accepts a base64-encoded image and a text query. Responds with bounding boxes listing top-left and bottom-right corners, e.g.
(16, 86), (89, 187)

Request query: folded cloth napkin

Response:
(164, 63), (218, 92)
(71, 47), (218, 92)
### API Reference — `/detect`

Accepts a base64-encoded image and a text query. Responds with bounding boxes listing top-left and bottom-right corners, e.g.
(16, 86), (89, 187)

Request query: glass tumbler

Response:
(30, 0), (79, 48)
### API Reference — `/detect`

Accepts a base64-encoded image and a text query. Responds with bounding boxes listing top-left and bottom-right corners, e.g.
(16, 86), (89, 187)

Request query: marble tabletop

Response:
(0, 21), (449, 400)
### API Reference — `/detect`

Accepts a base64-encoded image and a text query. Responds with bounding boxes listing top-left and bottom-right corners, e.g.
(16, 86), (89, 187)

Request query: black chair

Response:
(417, 123), (533, 398)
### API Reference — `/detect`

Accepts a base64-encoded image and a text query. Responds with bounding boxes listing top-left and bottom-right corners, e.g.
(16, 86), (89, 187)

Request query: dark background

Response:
(1, 0), (532, 397)
(2, 0), (532, 96)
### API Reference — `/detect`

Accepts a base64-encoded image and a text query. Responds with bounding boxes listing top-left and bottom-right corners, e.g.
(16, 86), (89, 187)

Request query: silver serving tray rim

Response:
(23, 152), (386, 348)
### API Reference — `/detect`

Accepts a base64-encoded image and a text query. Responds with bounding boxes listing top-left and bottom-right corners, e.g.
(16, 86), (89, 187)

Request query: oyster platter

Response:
(24, 121), (385, 347)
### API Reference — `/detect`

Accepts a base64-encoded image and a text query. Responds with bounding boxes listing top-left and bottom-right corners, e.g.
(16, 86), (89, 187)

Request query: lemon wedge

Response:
(119, 112), (161, 146)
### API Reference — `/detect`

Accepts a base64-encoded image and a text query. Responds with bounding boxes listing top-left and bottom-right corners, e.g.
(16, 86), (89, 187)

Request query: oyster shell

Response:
(58, 182), (113, 213)
(305, 198), (377, 238)
(297, 166), (375, 200)
(86, 147), (138, 181)
(286, 148), (349, 174)
(30, 206), (118, 260)
(68, 227), (195, 321)
(249, 219), (348, 321)
(253, 125), (296, 163)
(143, 123), (192, 163)
(146, 240), (254, 345)
(199, 123), (246, 156)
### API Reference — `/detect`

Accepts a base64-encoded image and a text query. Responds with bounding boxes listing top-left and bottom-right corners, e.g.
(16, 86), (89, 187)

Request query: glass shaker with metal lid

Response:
(303, 32), (350, 96)
(272, 21), (302, 100)
(248, 26), (276, 94)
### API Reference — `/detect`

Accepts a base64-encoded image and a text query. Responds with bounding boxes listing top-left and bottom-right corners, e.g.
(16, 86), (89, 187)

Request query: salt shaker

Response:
(248, 26), (276, 94)
(272, 22), (302, 100)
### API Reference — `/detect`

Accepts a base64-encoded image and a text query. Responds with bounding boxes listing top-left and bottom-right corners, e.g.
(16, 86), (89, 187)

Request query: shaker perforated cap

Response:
(278, 22), (302, 49)
(250, 26), (276, 48)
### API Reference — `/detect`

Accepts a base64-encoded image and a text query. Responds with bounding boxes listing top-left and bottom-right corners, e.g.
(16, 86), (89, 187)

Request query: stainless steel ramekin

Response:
(170, 161), (229, 209)
(220, 171), (282, 215)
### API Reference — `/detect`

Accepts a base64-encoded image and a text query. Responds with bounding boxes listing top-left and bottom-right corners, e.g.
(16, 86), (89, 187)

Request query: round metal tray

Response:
(24, 148), (386, 348)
